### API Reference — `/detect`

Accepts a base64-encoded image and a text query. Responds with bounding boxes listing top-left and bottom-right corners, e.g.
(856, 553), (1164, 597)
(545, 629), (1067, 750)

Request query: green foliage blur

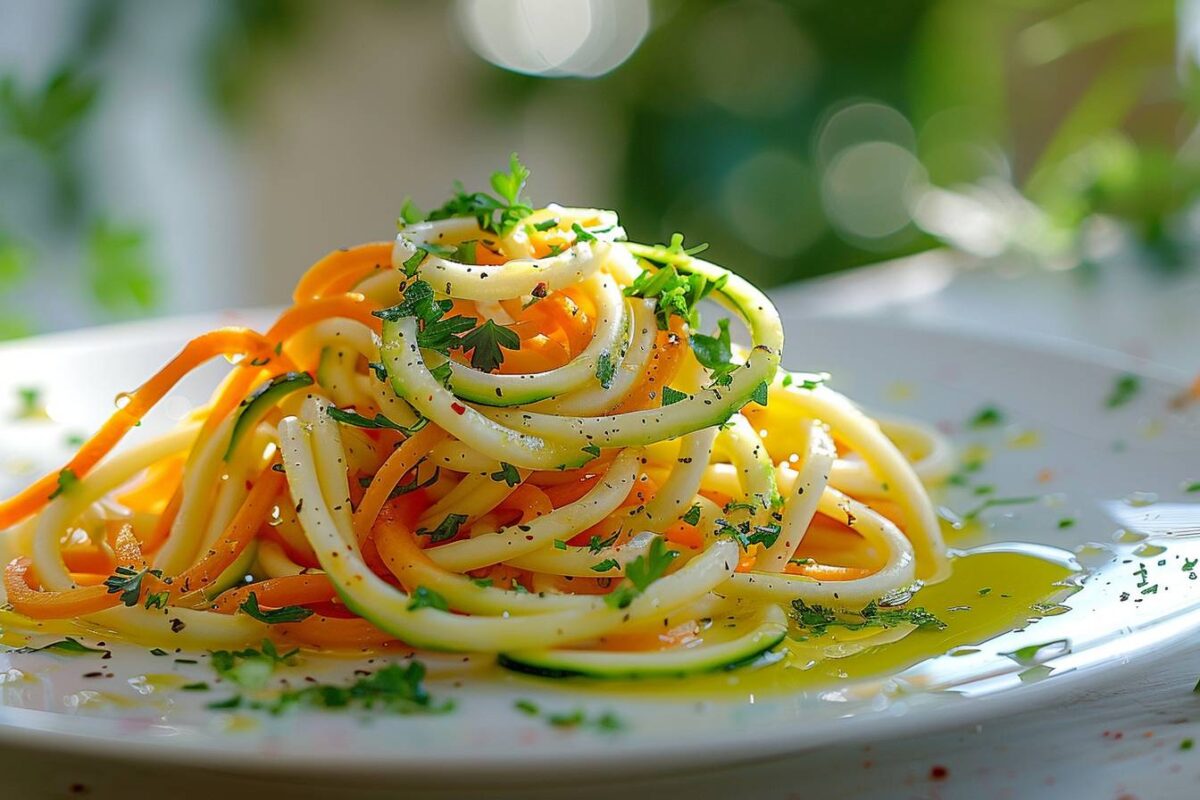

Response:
(0, 0), (1194, 338)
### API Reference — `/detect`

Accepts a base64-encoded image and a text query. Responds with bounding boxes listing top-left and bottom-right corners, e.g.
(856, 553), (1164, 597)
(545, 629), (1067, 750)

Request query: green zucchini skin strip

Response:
(224, 371), (313, 460)
(496, 605), (788, 679)
(380, 317), (591, 470)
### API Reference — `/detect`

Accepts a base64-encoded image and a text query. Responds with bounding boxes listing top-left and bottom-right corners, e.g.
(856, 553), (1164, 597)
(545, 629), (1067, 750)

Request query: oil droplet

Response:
(1133, 543), (1167, 558)
(113, 392), (133, 410)
(948, 647), (980, 657)
(223, 713), (261, 733)
(1125, 491), (1159, 508)
(1113, 529), (1148, 544)
(1006, 430), (1042, 450)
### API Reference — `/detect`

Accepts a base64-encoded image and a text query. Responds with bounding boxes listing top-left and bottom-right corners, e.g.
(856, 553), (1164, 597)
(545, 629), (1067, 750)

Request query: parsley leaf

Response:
(624, 260), (727, 330)
(750, 380), (769, 406)
(48, 467), (78, 500)
(531, 218), (558, 232)
(968, 405), (1005, 428)
(715, 519), (781, 550)
(591, 559), (620, 572)
(595, 352), (616, 389)
(417, 513), (469, 543)
(1105, 374), (1141, 408)
(681, 504), (701, 526)
(690, 319), (737, 387)
(407, 586), (449, 611)
(571, 222), (596, 243)
(490, 462), (521, 487)
(605, 537), (678, 609)
(397, 197), (424, 226)
(587, 531), (619, 553)
(458, 319), (520, 373)
(327, 407), (428, 436)
(103, 565), (163, 607)
(427, 153), (533, 236)
(239, 592), (314, 624)
(661, 386), (688, 406)
(582, 443), (601, 459)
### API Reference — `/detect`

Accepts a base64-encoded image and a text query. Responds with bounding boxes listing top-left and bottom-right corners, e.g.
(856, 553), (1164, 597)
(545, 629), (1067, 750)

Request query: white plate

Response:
(1, 310), (1198, 798)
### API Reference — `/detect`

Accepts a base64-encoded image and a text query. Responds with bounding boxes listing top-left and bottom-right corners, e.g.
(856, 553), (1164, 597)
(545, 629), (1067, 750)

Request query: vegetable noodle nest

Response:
(0, 157), (954, 678)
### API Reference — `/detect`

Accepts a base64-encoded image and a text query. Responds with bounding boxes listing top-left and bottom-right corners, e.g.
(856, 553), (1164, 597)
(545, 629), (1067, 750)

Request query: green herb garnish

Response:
(407, 586), (449, 612)
(239, 592), (314, 624)
(605, 537), (678, 609)
(1105, 374), (1141, 408)
(417, 513), (468, 543)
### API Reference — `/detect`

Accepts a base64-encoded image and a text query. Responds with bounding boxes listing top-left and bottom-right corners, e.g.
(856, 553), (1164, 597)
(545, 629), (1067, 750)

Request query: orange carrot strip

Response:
(212, 574), (336, 613)
(292, 243), (393, 302)
(274, 614), (398, 649)
(608, 322), (686, 414)
(4, 525), (143, 619)
(154, 465), (284, 598)
(0, 329), (279, 530)
(353, 426), (446, 543)
(496, 484), (553, 523)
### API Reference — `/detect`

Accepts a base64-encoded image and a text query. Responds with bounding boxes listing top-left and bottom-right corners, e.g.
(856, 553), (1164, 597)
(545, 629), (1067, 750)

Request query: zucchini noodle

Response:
(0, 160), (951, 679)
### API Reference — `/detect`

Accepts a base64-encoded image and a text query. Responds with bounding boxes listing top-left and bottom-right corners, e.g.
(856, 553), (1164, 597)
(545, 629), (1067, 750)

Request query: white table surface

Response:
(757, 247), (1200, 800)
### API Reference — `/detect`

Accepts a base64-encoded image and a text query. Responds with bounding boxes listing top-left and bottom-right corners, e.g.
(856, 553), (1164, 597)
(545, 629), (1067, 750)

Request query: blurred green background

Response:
(0, 0), (1193, 335)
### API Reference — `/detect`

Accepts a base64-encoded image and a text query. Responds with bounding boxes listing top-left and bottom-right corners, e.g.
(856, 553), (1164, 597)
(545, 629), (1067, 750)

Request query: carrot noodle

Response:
(0, 174), (950, 668)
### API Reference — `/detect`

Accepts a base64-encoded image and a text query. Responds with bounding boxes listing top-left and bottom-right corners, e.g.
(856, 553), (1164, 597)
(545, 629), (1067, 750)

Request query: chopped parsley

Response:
(587, 531), (619, 554)
(103, 565), (162, 607)
(968, 405), (1005, 429)
(373, 279), (477, 357)
(681, 504), (702, 526)
(14, 387), (43, 419)
(750, 380), (769, 406)
(1185, 481), (1200, 494)
(458, 319), (520, 373)
(360, 465), (440, 499)
(531, 218), (558, 232)
(210, 662), (452, 716)
(790, 600), (946, 637)
(48, 467), (78, 500)
(661, 386), (688, 406)
(591, 559), (620, 572)
(623, 236), (725, 330)
(327, 407), (428, 436)
(426, 153), (533, 236)
(1057, 517), (1076, 529)
(571, 222), (596, 243)
(605, 537), (678, 609)
(401, 241), (457, 277)
(553, 539), (567, 550)
(716, 518), (781, 550)
(595, 352), (615, 389)
(239, 592), (314, 624)
(210, 639), (299, 690)
(582, 443), (601, 459)
(407, 586), (449, 612)
(490, 462), (521, 487)
(690, 318), (737, 387)
(14, 637), (108, 656)
(1105, 374), (1141, 408)
(513, 700), (623, 732)
(417, 513), (469, 543)
(397, 197), (424, 226)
